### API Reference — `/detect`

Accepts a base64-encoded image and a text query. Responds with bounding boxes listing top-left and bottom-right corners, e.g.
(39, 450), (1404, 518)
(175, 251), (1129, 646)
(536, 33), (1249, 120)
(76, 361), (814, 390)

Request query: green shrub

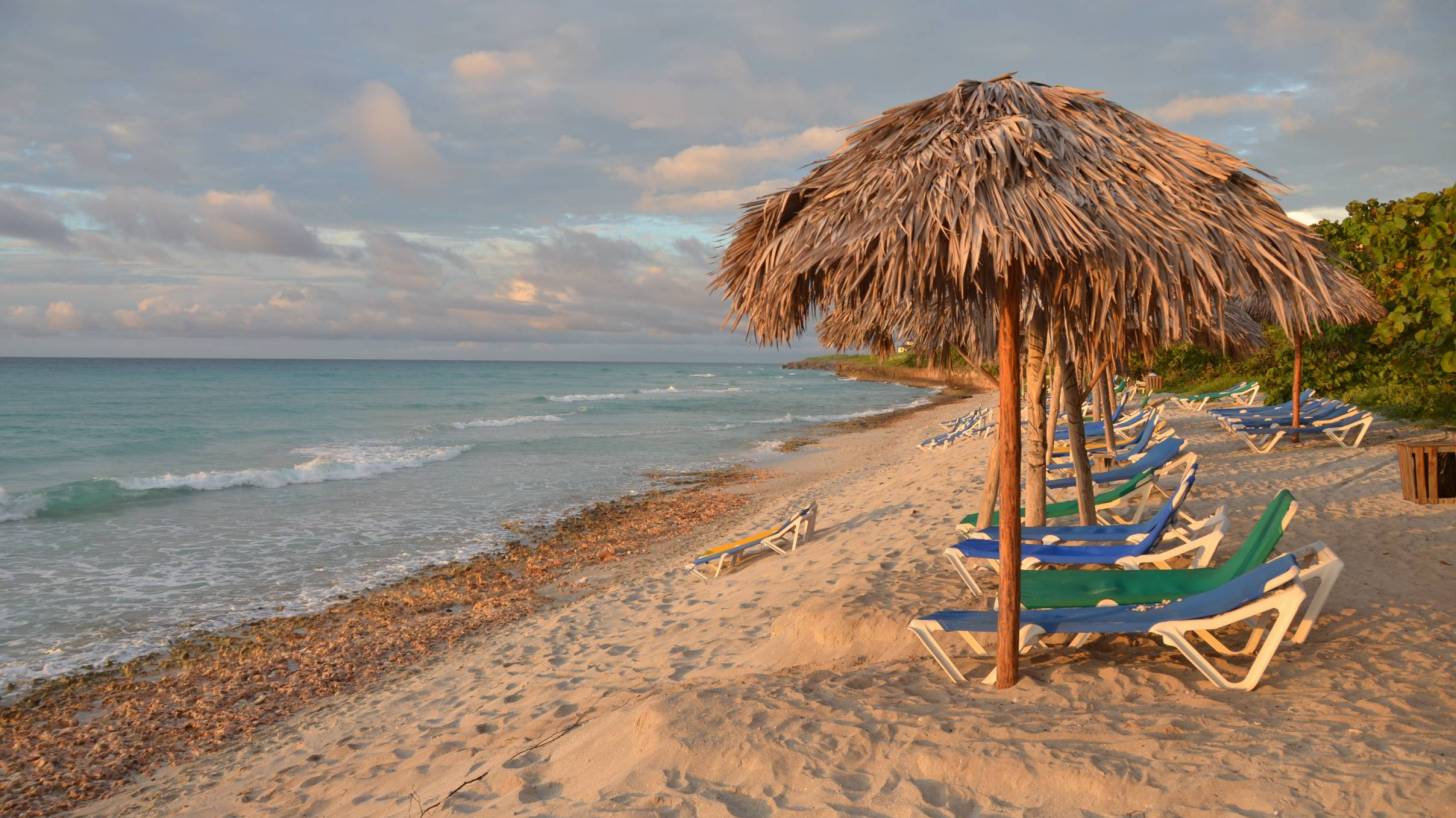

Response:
(1140, 185), (1455, 425)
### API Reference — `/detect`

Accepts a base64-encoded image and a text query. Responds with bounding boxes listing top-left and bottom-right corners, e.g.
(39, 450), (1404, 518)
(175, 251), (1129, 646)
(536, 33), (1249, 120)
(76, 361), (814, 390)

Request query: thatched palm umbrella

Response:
(1240, 274), (1383, 439)
(715, 75), (1356, 687)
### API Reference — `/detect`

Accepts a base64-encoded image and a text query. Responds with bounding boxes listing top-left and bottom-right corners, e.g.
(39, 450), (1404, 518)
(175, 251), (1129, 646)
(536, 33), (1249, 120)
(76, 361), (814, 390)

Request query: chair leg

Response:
(1291, 549), (1345, 644)
(1152, 587), (1305, 690)
(943, 549), (985, 598)
(979, 625), (1046, 686)
(908, 623), (968, 684)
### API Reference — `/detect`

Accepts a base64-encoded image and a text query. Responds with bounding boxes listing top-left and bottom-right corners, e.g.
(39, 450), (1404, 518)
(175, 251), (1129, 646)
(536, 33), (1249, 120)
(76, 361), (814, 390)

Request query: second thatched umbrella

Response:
(1240, 271), (1384, 440)
(715, 75), (1358, 687)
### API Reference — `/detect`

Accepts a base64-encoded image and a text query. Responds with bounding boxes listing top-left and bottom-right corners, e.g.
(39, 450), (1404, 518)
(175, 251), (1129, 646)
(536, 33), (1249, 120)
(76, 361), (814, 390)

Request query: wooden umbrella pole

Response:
(1292, 334), (1303, 443)
(1085, 357), (1113, 418)
(1058, 345), (1097, 524)
(1097, 362), (1117, 454)
(1024, 309), (1050, 526)
(995, 274), (1023, 689)
(1045, 327), (1061, 454)
(976, 425), (1001, 527)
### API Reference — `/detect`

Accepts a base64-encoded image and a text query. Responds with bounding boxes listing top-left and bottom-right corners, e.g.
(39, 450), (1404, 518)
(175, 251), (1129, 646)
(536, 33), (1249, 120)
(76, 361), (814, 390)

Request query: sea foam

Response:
(0, 487), (47, 522)
(547, 393), (627, 402)
(451, 414), (562, 429)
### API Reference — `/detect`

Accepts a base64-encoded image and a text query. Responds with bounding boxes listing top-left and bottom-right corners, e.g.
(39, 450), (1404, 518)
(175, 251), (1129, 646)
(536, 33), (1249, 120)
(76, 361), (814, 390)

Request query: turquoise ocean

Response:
(0, 358), (930, 690)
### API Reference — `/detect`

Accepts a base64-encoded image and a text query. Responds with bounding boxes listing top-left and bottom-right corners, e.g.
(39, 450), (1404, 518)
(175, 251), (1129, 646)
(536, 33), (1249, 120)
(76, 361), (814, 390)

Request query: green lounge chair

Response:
(958, 465), (1161, 534)
(1017, 490), (1310, 610)
(1172, 381), (1260, 411)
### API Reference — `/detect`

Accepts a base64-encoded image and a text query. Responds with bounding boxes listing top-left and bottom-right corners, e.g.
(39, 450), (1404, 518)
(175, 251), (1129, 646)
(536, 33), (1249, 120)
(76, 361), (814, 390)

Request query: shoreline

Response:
(36, 394), (1456, 817)
(0, 389), (965, 818)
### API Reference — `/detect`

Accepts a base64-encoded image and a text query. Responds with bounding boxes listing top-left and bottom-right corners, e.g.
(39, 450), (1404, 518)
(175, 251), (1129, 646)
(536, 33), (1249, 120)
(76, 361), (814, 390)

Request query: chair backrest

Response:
(1123, 436), (1184, 474)
(1096, 465), (1157, 502)
(1122, 407), (1160, 455)
(1131, 461), (1197, 550)
(1111, 391), (1130, 421)
(1213, 491), (1297, 581)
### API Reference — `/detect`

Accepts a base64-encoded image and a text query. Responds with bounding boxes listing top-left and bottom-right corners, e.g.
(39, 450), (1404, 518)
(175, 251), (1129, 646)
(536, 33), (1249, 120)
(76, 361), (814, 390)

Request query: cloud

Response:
(83, 187), (329, 258)
(1152, 93), (1292, 123)
(635, 179), (793, 214)
(362, 230), (466, 291)
(623, 126), (843, 189)
(553, 135), (586, 154)
(0, 189), (73, 249)
(4, 226), (729, 348)
(1286, 206), (1347, 225)
(617, 126), (842, 214)
(44, 301), (84, 331)
(451, 50), (536, 83)
(342, 82), (446, 192)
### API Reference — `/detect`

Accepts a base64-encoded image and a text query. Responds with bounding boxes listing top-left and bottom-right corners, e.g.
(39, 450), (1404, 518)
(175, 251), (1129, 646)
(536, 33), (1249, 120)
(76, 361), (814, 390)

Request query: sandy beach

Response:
(59, 395), (1455, 818)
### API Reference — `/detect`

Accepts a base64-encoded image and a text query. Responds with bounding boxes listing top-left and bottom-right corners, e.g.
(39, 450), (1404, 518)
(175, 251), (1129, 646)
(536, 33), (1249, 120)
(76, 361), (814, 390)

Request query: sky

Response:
(1, 0), (1453, 361)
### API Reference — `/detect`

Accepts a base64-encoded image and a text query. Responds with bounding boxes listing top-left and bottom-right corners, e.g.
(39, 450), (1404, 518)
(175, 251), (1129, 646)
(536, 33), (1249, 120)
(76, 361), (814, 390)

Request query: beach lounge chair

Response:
(1221, 399), (1348, 431)
(1052, 405), (1152, 442)
(1215, 399), (1340, 433)
(945, 465), (1228, 597)
(1173, 381), (1260, 411)
(921, 408), (992, 449)
(957, 465), (1162, 534)
(1044, 437), (1190, 490)
(1232, 409), (1375, 454)
(908, 545), (1343, 689)
(689, 501), (817, 578)
(1016, 490), (1304, 608)
(1210, 389), (1316, 420)
(941, 406), (990, 429)
(1047, 409), (1167, 468)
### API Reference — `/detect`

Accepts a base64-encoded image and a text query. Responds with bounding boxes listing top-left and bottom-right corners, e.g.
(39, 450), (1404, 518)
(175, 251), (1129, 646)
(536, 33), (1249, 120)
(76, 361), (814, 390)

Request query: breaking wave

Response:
(0, 443), (470, 522)
(451, 414), (563, 429)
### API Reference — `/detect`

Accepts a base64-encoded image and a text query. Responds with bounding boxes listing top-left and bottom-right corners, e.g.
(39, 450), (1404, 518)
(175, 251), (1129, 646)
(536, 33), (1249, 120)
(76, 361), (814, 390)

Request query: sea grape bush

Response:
(1151, 185), (1456, 424)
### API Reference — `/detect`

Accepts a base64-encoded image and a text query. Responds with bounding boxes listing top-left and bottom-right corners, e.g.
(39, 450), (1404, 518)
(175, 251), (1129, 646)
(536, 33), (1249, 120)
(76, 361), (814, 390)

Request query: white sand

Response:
(78, 398), (1456, 817)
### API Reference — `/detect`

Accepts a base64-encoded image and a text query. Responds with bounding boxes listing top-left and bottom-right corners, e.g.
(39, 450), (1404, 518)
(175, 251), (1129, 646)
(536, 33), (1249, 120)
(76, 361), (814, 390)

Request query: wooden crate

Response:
(1144, 373), (1163, 391)
(1396, 438), (1456, 505)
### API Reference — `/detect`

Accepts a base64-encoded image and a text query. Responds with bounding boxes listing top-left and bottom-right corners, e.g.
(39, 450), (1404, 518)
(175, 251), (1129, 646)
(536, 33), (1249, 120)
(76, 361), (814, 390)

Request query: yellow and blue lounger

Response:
(689, 501), (817, 579)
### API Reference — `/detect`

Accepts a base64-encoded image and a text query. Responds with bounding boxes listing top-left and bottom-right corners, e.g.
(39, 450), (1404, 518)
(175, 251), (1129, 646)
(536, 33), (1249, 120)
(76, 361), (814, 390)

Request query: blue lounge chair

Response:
(1044, 437), (1189, 490)
(1232, 409), (1375, 453)
(1223, 400), (1349, 431)
(909, 545), (1343, 690)
(1047, 409), (1164, 469)
(1210, 389), (1316, 419)
(944, 464), (1227, 597)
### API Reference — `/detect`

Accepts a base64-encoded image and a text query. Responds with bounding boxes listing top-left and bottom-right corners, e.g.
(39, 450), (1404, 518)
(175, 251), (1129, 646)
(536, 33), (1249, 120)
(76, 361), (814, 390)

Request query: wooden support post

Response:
(1097, 364), (1117, 454)
(1058, 346), (1097, 524)
(1045, 328), (1062, 455)
(976, 425), (1000, 528)
(1291, 335), (1303, 443)
(1024, 309), (1049, 526)
(995, 274), (1023, 689)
